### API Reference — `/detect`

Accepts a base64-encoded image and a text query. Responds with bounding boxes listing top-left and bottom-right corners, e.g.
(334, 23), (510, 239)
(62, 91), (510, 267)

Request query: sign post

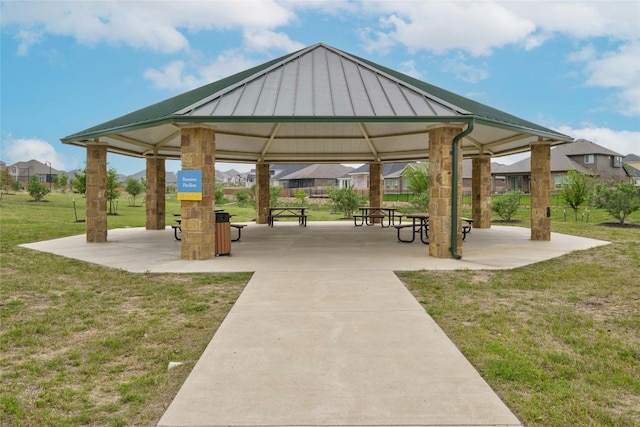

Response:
(177, 170), (203, 201)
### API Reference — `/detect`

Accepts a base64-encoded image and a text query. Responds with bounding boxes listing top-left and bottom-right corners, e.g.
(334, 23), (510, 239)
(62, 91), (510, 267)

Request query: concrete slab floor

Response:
(20, 222), (609, 426)
(21, 221), (610, 273)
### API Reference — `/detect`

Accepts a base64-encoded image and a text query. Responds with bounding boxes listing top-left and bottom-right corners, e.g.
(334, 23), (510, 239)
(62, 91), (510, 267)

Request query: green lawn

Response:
(1, 191), (638, 426)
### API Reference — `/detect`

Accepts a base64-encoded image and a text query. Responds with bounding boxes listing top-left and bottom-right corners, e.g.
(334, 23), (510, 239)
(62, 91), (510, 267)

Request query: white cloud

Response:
(1, 1), (294, 54)
(1, 137), (76, 171)
(441, 54), (489, 84)
(570, 41), (640, 116)
(556, 125), (640, 156)
(398, 60), (421, 79)
(359, 1), (639, 57)
(15, 29), (42, 56)
(243, 29), (304, 53)
(144, 50), (260, 91)
(144, 61), (201, 91)
(360, 1), (535, 56)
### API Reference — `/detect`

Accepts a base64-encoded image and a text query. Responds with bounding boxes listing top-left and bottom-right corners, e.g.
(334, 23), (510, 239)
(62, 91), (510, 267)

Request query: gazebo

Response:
(61, 43), (572, 260)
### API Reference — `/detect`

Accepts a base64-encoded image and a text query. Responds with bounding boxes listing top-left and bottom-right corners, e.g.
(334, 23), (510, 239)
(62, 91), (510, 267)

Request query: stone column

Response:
(255, 163), (270, 224)
(531, 141), (551, 241)
(369, 162), (383, 203)
(180, 125), (216, 260)
(86, 141), (108, 243)
(472, 155), (492, 228)
(145, 157), (166, 230)
(428, 125), (464, 258)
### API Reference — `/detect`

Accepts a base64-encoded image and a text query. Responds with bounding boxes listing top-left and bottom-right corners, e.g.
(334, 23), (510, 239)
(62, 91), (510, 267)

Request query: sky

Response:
(1, 0), (639, 176)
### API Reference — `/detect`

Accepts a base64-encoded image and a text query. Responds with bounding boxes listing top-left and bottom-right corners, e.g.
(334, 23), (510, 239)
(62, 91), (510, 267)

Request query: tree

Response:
(215, 184), (226, 204)
(27, 176), (50, 201)
(235, 190), (252, 207)
(590, 181), (640, 224)
(0, 168), (16, 191)
(106, 167), (121, 215)
(293, 189), (307, 206)
(327, 185), (365, 218)
(492, 190), (523, 221)
(405, 164), (430, 212)
(72, 169), (86, 195)
(559, 171), (596, 220)
(125, 177), (144, 206)
(270, 185), (283, 207)
(55, 172), (69, 193)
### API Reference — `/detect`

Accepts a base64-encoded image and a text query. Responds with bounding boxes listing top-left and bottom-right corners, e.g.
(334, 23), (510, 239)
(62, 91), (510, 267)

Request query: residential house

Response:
(624, 154), (640, 186)
(495, 139), (628, 193)
(348, 162), (421, 193)
(9, 159), (61, 187)
(462, 159), (508, 195)
(273, 164), (354, 194)
(346, 160), (509, 196)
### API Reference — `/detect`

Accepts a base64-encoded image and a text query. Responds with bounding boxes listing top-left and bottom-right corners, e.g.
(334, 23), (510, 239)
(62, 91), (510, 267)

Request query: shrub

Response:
(215, 184), (226, 204)
(27, 176), (50, 201)
(492, 190), (523, 221)
(559, 171), (596, 220)
(270, 186), (283, 207)
(106, 167), (120, 215)
(405, 164), (430, 212)
(235, 190), (252, 208)
(293, 189), (307, 206)
(590, 181), (640, 224)
(125, 177), (144, 206)
(327, 185), (365, 218)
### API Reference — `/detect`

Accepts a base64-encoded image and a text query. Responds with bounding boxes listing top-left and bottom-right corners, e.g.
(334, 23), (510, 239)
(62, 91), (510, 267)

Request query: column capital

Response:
(179, 123), (217, 131)
(427, 123), (466, 132)
(85, 139), (109, 147)
(530, 139), (552, 147)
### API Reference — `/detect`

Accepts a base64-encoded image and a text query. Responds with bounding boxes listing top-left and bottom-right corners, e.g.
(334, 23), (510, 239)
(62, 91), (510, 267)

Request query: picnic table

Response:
(353, 206), (398, 228)
(393, 214), (473, 244)
(394, 213), (430, 244)
(268, 207), (308, 227)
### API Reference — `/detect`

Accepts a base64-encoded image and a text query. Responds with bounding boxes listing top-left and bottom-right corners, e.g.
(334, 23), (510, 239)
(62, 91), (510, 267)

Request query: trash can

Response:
(215, 211), (231, 256)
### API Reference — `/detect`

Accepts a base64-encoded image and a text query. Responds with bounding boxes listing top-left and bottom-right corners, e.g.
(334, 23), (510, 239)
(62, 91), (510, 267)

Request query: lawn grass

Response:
(1, 191), (639, 426)
(1, 192), (251, 426)
(400, 207), (640, 426)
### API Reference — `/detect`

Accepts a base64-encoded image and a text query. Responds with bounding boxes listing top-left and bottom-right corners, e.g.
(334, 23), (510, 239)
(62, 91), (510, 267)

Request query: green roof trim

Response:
(62, 42), (572, 146)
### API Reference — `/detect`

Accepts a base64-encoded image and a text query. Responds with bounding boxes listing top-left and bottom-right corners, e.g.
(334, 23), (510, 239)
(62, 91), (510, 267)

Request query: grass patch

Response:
(1, 193), (251, 425)
(400, 207), (640, 426)
(1, 191), (639, 425)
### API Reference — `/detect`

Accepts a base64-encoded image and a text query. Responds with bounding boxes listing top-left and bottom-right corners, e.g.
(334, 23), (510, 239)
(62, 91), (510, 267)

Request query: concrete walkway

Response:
(157, 269), (522, 426)
(22, 222), (609, 426)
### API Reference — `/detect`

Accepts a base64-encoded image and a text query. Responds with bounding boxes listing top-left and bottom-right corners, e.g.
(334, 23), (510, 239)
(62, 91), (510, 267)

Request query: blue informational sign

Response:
(177, 170), (203, 200)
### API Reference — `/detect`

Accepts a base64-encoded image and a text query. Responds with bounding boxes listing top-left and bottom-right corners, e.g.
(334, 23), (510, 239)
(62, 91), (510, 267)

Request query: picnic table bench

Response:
(268, 207), (308, 227)
(353, 207), (398, 228)
(171, 220), (246, 242)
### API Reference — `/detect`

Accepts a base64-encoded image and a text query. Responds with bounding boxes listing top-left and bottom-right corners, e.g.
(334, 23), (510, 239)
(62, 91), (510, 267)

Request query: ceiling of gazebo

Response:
(62, 43), (572, 164)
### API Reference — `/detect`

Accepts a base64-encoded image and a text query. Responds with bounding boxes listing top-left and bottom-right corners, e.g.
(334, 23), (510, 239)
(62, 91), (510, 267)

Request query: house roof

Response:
(499, 153), (593, 175)
(553, 138), (622, 157)
(349, 161), (420, 178)
(271, 164), (311, 180)
(625, 164), (640, 178)
(61, 43), (572, 164)
(9, 159), (61, 176)
(275, 164), (354, 180)
(496, 139), (620, 175)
